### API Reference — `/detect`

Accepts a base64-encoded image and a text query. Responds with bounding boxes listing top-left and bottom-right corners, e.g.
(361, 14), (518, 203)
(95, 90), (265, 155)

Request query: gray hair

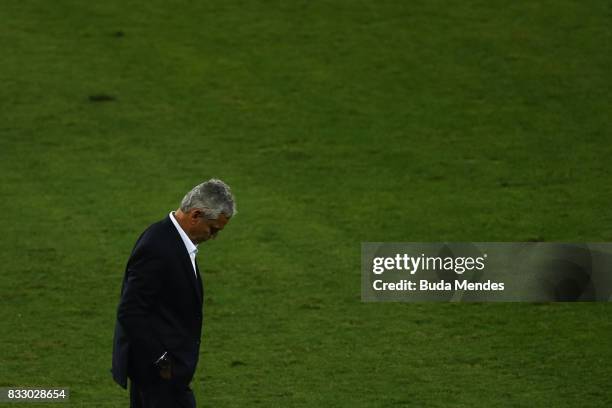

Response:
(179, 179), (236, 219)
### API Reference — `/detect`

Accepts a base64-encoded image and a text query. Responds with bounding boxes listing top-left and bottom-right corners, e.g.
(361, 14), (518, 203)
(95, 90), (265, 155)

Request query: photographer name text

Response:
(371, 253), (504, 292)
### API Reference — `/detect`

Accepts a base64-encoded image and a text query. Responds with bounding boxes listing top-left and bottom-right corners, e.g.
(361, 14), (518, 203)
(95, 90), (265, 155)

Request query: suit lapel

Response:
(164, 216), (203, 306)
(179, 249), (202, 305)
(195, 259), (204, 300)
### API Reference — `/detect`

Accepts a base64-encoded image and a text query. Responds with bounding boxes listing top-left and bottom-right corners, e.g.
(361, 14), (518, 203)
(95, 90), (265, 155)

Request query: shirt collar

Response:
(169, 211), (198, 256)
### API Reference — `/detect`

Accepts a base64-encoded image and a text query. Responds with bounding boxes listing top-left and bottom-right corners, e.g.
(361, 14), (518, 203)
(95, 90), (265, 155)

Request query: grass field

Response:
(1, 1), (611, 406)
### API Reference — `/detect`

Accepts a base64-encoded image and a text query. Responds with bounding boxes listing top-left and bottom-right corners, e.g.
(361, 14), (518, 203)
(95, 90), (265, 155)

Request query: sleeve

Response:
(116, 245), (166, 364)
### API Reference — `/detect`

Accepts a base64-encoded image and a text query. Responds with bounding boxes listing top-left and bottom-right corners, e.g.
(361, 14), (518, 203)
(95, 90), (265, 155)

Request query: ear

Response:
(190, 209), (202, 222)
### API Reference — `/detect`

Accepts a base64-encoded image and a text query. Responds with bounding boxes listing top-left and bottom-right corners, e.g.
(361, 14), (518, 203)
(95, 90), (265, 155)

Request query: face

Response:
(187, 209), (230, 244)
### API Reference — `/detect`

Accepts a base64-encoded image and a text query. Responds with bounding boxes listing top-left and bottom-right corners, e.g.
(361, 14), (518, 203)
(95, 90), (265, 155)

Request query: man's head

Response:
(174, 179), (236, 244)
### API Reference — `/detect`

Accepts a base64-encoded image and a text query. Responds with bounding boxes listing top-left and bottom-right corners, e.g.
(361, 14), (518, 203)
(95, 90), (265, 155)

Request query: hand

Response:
(159, 363), (172, 380)
(154, 352), (172, 380)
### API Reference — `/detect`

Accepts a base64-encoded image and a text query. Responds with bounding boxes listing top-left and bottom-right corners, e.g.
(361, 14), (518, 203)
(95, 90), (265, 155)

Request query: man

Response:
(111, 179), (236, 407)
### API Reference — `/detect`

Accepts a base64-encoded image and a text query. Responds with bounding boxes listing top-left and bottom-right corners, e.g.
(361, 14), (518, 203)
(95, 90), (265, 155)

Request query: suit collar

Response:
(162, 215), (203, 305)
(168, 211), (199, 257)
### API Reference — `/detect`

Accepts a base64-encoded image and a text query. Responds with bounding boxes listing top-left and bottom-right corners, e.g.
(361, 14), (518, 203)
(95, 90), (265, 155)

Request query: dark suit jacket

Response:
(111, 215), (204, 389)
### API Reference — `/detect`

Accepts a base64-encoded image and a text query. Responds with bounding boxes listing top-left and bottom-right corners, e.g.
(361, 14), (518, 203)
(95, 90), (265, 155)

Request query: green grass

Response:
(1, 0), (611, 406)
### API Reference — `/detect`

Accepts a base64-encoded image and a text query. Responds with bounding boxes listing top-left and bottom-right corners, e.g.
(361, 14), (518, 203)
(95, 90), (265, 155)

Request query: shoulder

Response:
(132, 216), (175, 257)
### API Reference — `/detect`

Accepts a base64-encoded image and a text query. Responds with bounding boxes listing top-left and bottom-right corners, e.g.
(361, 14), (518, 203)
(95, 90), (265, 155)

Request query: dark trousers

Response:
(129, 378), (195, 408)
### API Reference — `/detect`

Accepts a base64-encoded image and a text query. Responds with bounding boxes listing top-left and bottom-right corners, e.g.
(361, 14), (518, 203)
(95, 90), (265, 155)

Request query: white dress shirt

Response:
(169, 211), (198, 277)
